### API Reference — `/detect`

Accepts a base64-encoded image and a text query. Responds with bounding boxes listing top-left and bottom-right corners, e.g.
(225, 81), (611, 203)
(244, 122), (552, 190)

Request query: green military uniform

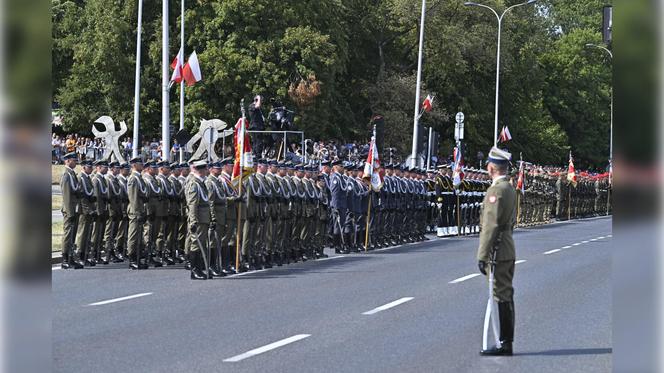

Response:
(103, 166), (123, 262)
(264, 167), (284, 265)
(186, 168), (211, 279)
(115, 167), (130, 260)
(219, 169), (239, 272)
(205, 166), (227, 276)
(167, 167), (183, 261)
(143, 167), (164, 266)
(60, 159), (83, 268)
(127, 166), (148, 269)
(156, 167), (175, 264)
(91, 167), (110, 264)
(75, 166), (96, 265)
(477, 146), (516, 356)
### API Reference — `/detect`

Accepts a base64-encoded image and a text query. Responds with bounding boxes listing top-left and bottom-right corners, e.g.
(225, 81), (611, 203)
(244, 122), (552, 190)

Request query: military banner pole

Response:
(364, 125), (377, 251)
(235, 99), (246, 271)
(161, 0), (171, 162)
(567, 186), (571, 221)
(178, 0), (185, 163)
(364, 195), (372, 251)
(516, 193), (520, 227)
(456, 194), (461, 236)
(131, 0), (144, 158)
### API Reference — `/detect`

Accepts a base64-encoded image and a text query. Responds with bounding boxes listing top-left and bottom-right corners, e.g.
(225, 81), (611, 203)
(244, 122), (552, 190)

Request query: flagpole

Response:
(131, 0), (143, 158)
(567, 186), (571, 221)
(364, 125), (376, 251)
(410, 0), (426, 168)
(162, 0), (171, 161)
(178, 0), (185, 162)
(235, 99), (245, 271)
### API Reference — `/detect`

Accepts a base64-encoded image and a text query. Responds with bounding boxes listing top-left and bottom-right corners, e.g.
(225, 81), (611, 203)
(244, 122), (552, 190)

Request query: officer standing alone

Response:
(477, 147), (517, 356)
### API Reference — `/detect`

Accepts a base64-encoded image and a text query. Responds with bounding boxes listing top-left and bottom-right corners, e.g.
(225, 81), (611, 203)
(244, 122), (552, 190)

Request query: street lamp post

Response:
(585, 43), (613, 163)
(410, 0), (427, 168)
(464, 0), (537, 147)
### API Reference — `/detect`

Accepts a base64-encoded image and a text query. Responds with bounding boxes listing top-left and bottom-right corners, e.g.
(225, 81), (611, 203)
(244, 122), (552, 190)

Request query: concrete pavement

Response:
(52, 216), (612, 372)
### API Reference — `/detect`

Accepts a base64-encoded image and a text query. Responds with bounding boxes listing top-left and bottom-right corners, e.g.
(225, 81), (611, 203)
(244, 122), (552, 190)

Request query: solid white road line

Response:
(449, 274), (481, 284)
(87, 292), (152, 306)
(316, 255), (346, 262)
(362, 297), (414, 315)
(562, 245), (573, 249)
(543, 249), (561, 255)
(515, 260), (527, 264)
(223, 334), (311, 362)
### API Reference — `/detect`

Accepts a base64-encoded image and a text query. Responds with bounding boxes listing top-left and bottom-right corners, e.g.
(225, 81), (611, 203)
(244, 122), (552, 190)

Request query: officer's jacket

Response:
(168, 174), (183, 216)
(329, 172), (348, 210)
(255, 172), (271, 217)
(143, 173), (162, 217)
(206, 174), (227, 225)
(157, 173), (175, 216)
(315, 179), (329, 219)
(265, 172), (285, 217)
(117, 174), (129, 216)
(242, 173), (264, 220)
(92, 172), (110, 216)
(302, 177), (318, 217)
(355, 177), (369, 214)
(105, 173), (123, 217)
(78, 172), (96, 215)
(219, 172), (239, 216)
(186, 175), (211, 226)
(60, 166), (80, 215)
(127, 170), (147, 216)
(477, 177), (516, 262)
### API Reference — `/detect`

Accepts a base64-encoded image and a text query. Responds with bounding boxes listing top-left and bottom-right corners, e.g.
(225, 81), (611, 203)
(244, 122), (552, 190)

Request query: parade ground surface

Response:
(52, 216), (611, 373)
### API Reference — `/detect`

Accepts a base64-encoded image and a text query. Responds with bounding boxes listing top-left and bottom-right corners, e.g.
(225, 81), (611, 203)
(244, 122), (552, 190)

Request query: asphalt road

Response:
(53, 216), (612, 373)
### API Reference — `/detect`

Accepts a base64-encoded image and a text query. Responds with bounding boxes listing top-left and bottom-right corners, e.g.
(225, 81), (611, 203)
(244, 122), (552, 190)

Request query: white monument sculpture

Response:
(92, 116), (127, 163)
(186, 118), (231, 162)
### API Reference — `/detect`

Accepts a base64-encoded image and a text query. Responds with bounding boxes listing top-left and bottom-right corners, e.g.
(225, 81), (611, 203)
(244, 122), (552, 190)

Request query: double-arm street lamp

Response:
(464, 0), (537, 147)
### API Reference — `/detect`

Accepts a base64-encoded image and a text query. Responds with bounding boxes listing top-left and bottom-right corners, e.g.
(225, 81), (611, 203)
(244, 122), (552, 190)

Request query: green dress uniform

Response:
(127, 169), (148, 269)
(264, 170), (283, 265)
(115, 171), (130, 259)
(477, 147), (517, 356)
(186, 172), (211, 279)
(156, 171), (175, 264)
(143, 171), (164, 266)
(103, 171), (123, 262)
(219, 170), (239, 272)
(60, 165), (82, 268)
(205, 171), (227, 276)
(75, 170), (96, 265)
(167, 172), (183, 261)
(91, 171), (110, 264)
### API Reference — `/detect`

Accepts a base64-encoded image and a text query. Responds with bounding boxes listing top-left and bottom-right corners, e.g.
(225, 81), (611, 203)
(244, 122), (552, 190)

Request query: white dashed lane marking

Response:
(362, 297), (414, 315)
(544, 249), (561, 255)
(515, 260), (527, 264)
(87, 292), (153, 306)
(223, 334), (311, 362)
(562, 245), (573, 249)
(449, 274), (481, 284)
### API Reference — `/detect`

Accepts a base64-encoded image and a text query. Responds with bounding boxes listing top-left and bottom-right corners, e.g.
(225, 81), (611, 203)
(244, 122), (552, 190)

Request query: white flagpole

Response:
(179, 0), (185, 162)
(131, 0), (144, 158)
(162, 0), (171, 161)
(410, 0), (426, 168)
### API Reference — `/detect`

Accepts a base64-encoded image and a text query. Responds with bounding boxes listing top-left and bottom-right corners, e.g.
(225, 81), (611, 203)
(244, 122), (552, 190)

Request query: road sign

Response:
(456, 112), (464, 124)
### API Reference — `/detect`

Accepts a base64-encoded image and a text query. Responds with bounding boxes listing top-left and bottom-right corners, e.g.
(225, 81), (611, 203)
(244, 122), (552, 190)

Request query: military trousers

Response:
(90, 213), (108, 258)
(126, 214), (145, 261)
(75, 213), (94, 260)
(154, 215), (169, 254)
(490, 260), (515, 302)
(115, 215), (129, 254)
(190, 223), (209, 254)
(103, 214), (120, 253)
(61, 212), (79, 259)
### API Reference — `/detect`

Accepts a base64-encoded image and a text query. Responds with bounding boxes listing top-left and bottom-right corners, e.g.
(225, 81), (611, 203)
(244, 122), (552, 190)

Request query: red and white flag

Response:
(452, 145), (464, 187)
(169, 48), (184, 86)
(567, 151), (577, 187)
(232, 117), (253, 188)
(422, 94), (434, 112)
(183, 51), (202, 86)
(498, 126), (512, 142)
(363, 132), (384, 191)
(516, 161), (525, 192)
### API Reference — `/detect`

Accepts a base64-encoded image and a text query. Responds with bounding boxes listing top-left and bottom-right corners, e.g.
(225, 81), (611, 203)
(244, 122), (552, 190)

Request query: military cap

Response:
(129, 157), (143, 164)
(221, 157), (233, 165)
(109, 161), (120, 168)
(63, 152), (77, 160)
(285, 161), (295, 170)
(211, 161), (222, 169)
(170, 162), (179, 169)
(268, 159), (278, 166)
(295, 164), (305, 171)
(179, 162), (189, 168)
(331, 159), (343, 166)
(192, 159), (208, 169)
(157, 161), (170, 168)
(81, 159), (93, 166)
(256, 158), (267, 166)
(487, 146), (511, 165)
(121, 162), (130, 169)
(93, 160), (108, 166)
(320, 160), (331, 167)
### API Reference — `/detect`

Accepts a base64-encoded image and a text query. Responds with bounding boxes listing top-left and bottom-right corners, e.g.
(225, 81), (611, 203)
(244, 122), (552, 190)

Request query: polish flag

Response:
(422, 94), (434, 112)
(183, 51), (202, 86)
(567, 151), (577, 187)
(498, 126), (512, 142)
(363, 133), (383, 191)
(169, 48), (184, 85)
(516, 161), (525, 192)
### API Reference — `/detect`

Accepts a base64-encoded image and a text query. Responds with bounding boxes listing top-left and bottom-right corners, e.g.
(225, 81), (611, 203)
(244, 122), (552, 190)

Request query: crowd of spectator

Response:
(52, 133), (189, 164)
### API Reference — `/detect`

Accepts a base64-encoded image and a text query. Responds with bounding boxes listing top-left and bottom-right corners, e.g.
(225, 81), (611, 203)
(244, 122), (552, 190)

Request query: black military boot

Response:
(114, 248), (126, 262)
(190, 251), (207, 280)
(149, 255), (163, 268)
(184, 252), (192, 270)
(480, 301), (514, 356)
(208, 253), (224, 278)
(263, 252), (273, 268)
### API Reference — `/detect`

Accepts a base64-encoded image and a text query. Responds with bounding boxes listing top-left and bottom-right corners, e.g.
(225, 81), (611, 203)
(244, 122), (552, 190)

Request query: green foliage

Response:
(52, 0), (612, 168)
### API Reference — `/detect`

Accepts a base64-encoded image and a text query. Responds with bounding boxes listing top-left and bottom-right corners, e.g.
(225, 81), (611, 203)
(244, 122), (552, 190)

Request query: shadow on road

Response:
(516, 347), (612, 356)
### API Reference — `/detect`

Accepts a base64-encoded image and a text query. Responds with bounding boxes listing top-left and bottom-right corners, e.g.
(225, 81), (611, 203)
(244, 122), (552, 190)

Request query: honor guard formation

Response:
(59, 150), (612, 279)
